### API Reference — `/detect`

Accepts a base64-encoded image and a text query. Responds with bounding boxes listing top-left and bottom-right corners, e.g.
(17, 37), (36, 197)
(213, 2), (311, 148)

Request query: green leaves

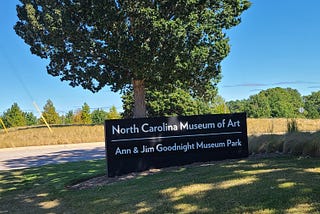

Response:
(228, 87), (306, 118)
(1, 103), (27, 128)
(15, 0), (250, 92)
(303, 91), (320, 118)
(80, 103), (92, 124)
(122, 82), (229, 118)
(41, 99), (61, 124)
(15, 0), (250, 117)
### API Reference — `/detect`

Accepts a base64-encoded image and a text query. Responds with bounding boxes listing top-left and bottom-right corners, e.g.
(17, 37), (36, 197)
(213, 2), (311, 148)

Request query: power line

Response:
(0, 48), (53, 132)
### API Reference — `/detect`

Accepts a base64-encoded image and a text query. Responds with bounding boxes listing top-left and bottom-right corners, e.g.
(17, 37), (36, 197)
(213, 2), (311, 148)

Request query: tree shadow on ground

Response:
(83, 156), (320, 213)
(0, 159), (106, 213)
(1, 156), (320, 213)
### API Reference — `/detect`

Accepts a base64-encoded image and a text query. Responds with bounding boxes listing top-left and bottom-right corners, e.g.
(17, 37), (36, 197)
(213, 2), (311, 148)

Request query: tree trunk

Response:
(133, 79), (147, 118)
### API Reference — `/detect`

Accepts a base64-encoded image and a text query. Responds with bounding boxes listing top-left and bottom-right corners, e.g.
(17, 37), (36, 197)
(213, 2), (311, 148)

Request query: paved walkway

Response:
(0, 142), (105, 171)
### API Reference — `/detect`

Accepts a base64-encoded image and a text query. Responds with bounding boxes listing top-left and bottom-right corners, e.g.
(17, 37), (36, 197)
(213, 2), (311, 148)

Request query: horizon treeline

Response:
(0, 99), (121, 129)
(227, 87), (320, 119)
(1, 87), (320, 129)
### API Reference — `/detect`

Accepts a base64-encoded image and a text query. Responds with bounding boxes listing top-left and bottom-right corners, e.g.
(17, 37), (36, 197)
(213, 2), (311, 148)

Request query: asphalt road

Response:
(0, 142), (105, 171)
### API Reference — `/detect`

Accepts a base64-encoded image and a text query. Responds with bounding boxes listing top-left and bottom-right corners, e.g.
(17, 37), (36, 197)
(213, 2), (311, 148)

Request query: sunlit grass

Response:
(0, 125), (104, 148)
(1, 156), (319, 213)
(174, 203), (210, 214)
(247, 118), (320, 134)
(160, 183), (214, 201)
(304, 167), (320, 173)
(278, 182), (296, 189)
(235, 168), (284, 175)
(286, 203), (315, 214)
(1, 118), (320, 148)
(215, 176), (258, 189)
(38, 199), (60, 209)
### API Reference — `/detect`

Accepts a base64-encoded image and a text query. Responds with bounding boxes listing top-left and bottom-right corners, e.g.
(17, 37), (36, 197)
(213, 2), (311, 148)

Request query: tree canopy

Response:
(42, 99), (61, 124)
(227, 87), (305, 118)
(1, 87), (320, 130)
(15, 0), (251, 117)
(122, 82), (229, 118)
(80, 102), (92, 124)
(303, 91), (320, 118)
(1, 103), (27, 128)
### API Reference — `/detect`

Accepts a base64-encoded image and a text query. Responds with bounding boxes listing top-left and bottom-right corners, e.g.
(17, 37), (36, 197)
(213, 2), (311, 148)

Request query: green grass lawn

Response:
(1, 156), (320, 213)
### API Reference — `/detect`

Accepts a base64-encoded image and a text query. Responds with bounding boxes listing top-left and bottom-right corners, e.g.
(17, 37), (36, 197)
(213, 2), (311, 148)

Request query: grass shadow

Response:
(0, 160), (106, 213)
(1, 156), (320, 213)
(249, 131), (320, 157)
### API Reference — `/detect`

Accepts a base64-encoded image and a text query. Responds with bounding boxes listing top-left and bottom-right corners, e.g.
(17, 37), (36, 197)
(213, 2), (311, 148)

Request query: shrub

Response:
(249, 134), (284, 154)
(287, 119), (298, 133)
(249, 131), (320, 157)
(283, 132), (314, 156)
(302, 132), (320, 157)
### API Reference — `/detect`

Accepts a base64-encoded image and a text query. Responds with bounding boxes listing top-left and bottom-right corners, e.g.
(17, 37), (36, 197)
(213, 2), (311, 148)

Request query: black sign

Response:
(105, 113), (248, 177)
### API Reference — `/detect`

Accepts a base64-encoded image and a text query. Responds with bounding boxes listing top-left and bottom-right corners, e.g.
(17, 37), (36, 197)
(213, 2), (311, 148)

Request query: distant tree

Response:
(210, 95), (230, 114)
(1, 103), (26, 128)
(64, 110), (74, 124)
(227, 99), (247, 113)
(23, 112), (38, 126)
(231, 87), (305, 118)
(70, 103), (92, 124)
(81, 103), (92, 124)
(246, 93), (271, 118)
(264, 88), (304, 118)
(304, 91), (320, 118)
(72, 110), (83, 124)
(15, 0), (251, 118)
(91, 109), (108, 125)
(106, 106), (121, 120)
(41, 100), (61, 124)
(0, 117), (4, 130)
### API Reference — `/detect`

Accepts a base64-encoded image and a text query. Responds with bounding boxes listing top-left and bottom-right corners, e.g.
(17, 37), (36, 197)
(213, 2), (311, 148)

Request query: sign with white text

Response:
(105, 113), (248, 177)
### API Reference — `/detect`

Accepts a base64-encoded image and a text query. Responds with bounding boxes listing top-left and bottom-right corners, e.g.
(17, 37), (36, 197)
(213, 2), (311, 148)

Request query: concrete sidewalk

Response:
(0, 142), (105, 170)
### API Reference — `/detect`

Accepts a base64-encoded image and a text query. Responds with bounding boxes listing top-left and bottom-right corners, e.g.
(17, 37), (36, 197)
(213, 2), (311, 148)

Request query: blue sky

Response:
(220, 0), (320, 100)
(1, 0), (320, 116)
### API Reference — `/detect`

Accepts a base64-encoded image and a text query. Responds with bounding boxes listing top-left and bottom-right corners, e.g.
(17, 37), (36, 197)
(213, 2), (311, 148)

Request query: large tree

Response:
(122, 82), (229, 118)
(15, 0), (250, 117)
